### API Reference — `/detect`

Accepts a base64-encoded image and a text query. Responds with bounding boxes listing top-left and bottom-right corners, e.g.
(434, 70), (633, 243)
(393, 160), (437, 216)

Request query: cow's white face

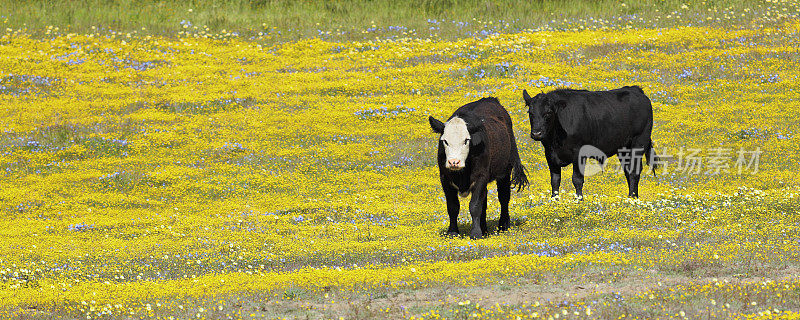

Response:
(441, 117), (471, 171)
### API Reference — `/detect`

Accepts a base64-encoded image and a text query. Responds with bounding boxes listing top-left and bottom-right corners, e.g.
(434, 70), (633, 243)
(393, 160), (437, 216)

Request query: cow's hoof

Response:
(470, 231), (483, 240)
(497, 220), (509, 232)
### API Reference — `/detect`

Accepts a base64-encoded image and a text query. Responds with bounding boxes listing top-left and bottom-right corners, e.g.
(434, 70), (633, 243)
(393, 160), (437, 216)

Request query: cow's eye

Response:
(464, 139), (470, 145)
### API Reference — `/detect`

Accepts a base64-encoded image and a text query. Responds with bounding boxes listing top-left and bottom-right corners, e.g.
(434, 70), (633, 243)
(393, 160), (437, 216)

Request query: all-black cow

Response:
(429, 97), (528, 239)
(524, 86), (656, 198)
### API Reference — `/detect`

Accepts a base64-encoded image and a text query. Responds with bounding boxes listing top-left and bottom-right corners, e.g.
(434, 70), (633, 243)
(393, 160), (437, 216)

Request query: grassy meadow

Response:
(2, 0), (800, 319)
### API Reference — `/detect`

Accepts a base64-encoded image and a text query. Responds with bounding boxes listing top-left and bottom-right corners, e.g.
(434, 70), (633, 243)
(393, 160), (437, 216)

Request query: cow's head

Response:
(429, 115), (484, 171)
(523, 89), (562, 141)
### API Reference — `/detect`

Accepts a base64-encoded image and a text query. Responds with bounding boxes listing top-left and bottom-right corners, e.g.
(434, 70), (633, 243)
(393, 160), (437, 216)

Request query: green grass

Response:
(0, 0), (791, 39)
(3, 1), (800, 319)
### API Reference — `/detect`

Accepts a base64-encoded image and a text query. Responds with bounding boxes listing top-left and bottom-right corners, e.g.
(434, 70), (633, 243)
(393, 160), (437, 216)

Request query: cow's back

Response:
(453, 98), (515, 178)
(454, 97), (512, 128)
(553, 86), (652, 156)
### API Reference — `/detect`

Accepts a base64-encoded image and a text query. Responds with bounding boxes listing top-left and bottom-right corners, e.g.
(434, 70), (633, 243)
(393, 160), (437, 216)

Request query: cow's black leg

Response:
(623, 169), (633, 197)
(468, 183), (488, 239)
(629, 138), (650, 198)
(571, 165), (584, 200)
(497, 175), (511, 232)
(545, 150), (561, 197)
(443, 183), (460, 236)
(480, 192), (487, 234)
(549, 166), (561, 197)
(629, 155), (642, 198)
(623, 152), (642, 198)
(630, 173), (641, 198)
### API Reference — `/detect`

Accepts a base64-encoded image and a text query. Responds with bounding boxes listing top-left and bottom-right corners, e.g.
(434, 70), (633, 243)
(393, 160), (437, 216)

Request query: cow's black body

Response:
(429, 98), (528, 239)
(524, 86), (656, 198)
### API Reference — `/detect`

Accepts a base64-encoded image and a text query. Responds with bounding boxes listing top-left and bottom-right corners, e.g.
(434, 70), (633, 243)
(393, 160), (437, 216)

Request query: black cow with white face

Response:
(524, 86), (657, 198)
(429, 97), (528, 239)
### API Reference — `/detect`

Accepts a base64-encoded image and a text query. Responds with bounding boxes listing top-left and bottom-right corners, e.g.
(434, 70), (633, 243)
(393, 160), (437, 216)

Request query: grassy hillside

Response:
(1, 0), (796, 39)
(2, 0), (800, 319)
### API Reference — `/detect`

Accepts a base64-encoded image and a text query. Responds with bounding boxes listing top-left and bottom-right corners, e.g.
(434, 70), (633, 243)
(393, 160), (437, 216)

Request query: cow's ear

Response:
(469, 131), (486, 154)
(470, 132), (483, 146)
(546, 98), (565, 113)
(428, 116), (445, 134)
(466, 118), (484, 134)
(522, 89), (532, 102)
(554, 100), (567, 111)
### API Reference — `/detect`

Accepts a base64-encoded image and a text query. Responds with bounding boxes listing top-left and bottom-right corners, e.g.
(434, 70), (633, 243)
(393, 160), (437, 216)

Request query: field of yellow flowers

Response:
(2, 2), (800, 319)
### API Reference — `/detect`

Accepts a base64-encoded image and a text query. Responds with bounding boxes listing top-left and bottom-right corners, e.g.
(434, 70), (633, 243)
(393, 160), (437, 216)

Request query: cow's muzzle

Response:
(446, 159), (464, 171)
(531, 131), (544, 141)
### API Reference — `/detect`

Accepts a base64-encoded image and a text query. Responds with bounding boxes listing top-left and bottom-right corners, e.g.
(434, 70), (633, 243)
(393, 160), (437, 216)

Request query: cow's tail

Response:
(644, 140), (659, 177)
(510, 141), (529, 192)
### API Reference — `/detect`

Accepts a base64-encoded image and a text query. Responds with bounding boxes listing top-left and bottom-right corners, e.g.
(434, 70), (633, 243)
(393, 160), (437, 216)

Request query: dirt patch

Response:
(240, 264), (800, 319)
